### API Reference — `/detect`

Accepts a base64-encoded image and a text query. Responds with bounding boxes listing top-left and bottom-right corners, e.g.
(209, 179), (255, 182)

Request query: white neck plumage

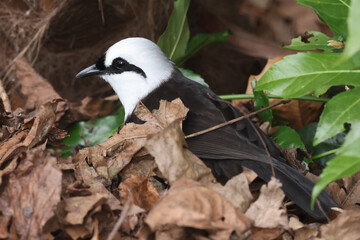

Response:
(102, 64), (174, 119)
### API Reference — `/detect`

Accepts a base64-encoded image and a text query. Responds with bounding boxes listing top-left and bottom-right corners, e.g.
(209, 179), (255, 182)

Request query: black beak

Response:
(76, 64), (103, 78)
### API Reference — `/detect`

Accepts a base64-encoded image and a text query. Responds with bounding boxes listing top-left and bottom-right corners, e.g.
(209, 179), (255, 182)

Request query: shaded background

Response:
(0, 0), (330, 109)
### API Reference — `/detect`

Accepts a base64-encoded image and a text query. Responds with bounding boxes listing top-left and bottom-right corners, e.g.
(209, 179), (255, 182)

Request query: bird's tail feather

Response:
(203, 158), (338, 219)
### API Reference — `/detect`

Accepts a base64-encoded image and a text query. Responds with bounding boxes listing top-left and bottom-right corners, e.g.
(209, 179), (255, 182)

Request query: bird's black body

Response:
(127, 69), (338, 219)
(76, 37), (338, 219)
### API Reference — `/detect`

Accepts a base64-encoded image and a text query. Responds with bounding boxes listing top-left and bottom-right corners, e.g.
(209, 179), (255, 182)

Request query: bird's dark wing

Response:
(127, 69), (338, 219)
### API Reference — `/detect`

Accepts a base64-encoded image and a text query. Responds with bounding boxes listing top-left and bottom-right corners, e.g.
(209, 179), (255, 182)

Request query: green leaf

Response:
(256, 52), (360, 98)
(254, 90), (273, 123)
(177, 30), (229, 66)
(61, 106), (125, 157)
(271, 126), (305, 149)
(252, 79), (273, 123)
(298, 122), (345, 165)
(284, 31), (335, 51)
(314, 87), (360, 145)
(157, 0), (190, 63)
(297, 0), (350, 39)
(178, 68), (209, 87)
(311, 121), (360, 207)
(342, 0), (360, 59)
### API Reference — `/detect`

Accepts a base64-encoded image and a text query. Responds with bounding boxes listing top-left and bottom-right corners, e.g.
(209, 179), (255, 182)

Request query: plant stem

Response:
(311, 149), (337, 160)
(219, 94), (329, 102)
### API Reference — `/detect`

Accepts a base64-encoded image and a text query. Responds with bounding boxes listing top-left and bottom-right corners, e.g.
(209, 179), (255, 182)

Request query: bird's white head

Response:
(76, 37), (174, 118)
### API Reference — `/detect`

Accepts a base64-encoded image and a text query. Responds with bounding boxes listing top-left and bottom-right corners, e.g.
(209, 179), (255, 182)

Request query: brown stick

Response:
(0, 78), (11, 112)
(243, 114), (276, 177)
(106, 199), (131, 240)
(316, 199), (330, 222)
(185, 100), (291, 139)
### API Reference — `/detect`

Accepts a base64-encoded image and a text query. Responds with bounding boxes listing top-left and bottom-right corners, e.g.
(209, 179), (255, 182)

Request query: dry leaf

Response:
(76, 159), (121, 212)
(14, 58), (66, 114)
(120, 156), (156, 180)
(145, 111), (253, 213)
(288, 217), (304, 231)
(62, 193), (114, 239)
(135, 98), (189, 127)
(69, 96), (118, 120)
(0, 100), (60, 172)
(0, 149), (62, 239)
(341, 172), (360, 210)
(288, 217), (320, 240)
(326, 181), (347, 206)
(119, 174), (159, 211)
(141, 179), (252, 240)
(120, 214), (143, 235)
(210, 173), (253, 213)
(270, 99), (323, 130)
(247, 227), (283, 240)
(320, 210), (360, 240)
(63, 194), (107, 225)
(294, 226), (318, 240)
(245, 177), (288, 229)
(242, 167), (258, 184)
(74, 122), (156, 181)
(74, 98), (189, 182)
(145, 119), (215, 185)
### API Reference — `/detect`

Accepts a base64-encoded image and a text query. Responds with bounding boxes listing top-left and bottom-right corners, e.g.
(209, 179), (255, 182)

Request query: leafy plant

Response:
(271, 126), (305, 149)
(157, 0), (228, 66)
(61, 106), (124, 157)
(298, 122), (345, 166)
(255, 0), (360, 206)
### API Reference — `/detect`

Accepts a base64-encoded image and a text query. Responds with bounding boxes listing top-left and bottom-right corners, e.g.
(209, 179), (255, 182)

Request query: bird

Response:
(76, 37), (338, 219)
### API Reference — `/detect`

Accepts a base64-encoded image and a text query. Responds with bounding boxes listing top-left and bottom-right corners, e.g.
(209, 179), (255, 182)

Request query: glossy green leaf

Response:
(297, 0), (350, 38)
(61, 106), (125, 157)
(311, 121), (360, 207)
(178, 68), (209, 87)
(177, 30), (229, 66)
(271, 126), (305, 149)
(342, 0), (360, 59)
(256, 52), (360, 98)
(298, 122), (345, 165)
(157, 0), (190, 63)
(284, 31), (335, 51)
(314, 87), (360, 145)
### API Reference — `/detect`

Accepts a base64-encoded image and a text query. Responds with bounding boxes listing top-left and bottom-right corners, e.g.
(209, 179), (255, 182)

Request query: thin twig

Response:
(106, 199), (131, 240)
(243, 114), (276, 177)
(340, 180), (360, 208)
(98, 0), (105, 24)
(0, 78), (11, 112)
(1, 1), (70, 81)
(316, 199), (330, 222)
(185, 100), (291, 139)
(219, 93), (329, 102)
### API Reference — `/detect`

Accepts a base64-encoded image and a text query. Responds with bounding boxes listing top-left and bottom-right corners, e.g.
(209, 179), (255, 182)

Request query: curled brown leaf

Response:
(141, 179), (252, 240)
(245, 177), (288, 229)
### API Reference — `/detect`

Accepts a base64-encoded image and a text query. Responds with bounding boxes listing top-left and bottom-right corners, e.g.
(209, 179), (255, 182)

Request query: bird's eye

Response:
(113, 58), (126, 69)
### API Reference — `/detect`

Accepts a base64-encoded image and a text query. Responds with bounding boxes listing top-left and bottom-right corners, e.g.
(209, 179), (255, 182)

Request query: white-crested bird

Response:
(76, 37), (337, 219)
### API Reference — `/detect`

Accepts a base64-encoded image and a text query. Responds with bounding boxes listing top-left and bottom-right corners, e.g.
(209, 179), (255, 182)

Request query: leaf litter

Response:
(0, 96), (359, 239)
(1, 0), (359, 239)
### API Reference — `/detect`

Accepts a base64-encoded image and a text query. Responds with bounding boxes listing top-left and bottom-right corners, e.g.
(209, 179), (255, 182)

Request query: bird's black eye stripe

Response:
(109, 57), (147, 78)
(95, 54), (106, 70)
